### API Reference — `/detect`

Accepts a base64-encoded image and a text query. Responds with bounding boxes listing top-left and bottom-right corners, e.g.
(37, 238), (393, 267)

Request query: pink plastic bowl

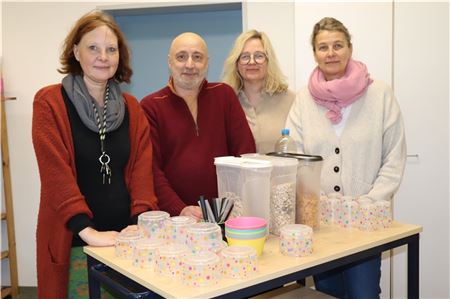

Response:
(225, 217), (267, 230)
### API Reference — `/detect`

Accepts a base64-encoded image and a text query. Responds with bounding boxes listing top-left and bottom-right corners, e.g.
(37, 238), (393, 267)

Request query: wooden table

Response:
(85, 221), (422, 299)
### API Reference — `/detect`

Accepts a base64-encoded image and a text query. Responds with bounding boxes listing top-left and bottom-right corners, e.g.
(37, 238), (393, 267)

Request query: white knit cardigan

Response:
(286, 80), (406, 201)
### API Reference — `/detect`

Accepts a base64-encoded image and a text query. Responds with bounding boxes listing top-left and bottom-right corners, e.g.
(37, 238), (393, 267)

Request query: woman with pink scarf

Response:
(286, 17), (406, 298)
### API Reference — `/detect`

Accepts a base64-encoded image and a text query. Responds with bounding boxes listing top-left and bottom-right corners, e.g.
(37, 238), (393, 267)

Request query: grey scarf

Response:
(62, 74), (125, 133)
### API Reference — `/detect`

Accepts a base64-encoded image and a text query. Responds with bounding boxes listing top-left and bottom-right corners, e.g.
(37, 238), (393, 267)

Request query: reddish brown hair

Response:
(58, 10), (132, 83)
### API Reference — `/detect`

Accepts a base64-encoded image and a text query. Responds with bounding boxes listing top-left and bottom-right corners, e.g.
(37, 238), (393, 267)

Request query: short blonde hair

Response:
(311, 17), (352, 51)
(222, 30), (288, 94)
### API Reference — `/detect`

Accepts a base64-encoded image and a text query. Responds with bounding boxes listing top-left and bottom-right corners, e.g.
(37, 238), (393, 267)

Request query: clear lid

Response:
(138, 211), (170, 221)
(187, 222), (221, 234)
(280, 224), (313, 236)
(214, 156), (273, 169)
(267, 152), (323, 162)
(166, 216), (197, 227)
(221, 245), (256, 258)
(116, 229), (142, 242)
(241, 153), (298, 167)
(158, 243), (189, 257)
(135, 238), (165, 249)
(184, 251), (220, 265)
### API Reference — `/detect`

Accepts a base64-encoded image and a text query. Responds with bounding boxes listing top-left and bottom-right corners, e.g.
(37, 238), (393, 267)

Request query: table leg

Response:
(407, 234), (419, 299)
(87, 255), (102, 299)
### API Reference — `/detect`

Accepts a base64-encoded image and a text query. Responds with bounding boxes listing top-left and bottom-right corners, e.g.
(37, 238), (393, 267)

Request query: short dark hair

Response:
(58, 10), (132, 83)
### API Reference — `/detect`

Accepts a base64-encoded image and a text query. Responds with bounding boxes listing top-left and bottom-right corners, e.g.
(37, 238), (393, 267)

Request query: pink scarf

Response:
(308, 59), (373, 124)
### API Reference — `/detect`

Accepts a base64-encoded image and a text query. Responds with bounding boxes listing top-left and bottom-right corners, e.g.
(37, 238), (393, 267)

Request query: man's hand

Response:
(180, 205), (203, 221)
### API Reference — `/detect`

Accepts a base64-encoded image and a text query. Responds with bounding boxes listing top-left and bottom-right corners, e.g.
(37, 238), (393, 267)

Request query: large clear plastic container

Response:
(241, 154), (298, 235)
(267, 153), (323, 230)
(214, 157), (273, 222)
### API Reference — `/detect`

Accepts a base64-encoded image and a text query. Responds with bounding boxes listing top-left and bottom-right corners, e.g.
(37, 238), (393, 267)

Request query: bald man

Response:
(141, 32), (256, 219)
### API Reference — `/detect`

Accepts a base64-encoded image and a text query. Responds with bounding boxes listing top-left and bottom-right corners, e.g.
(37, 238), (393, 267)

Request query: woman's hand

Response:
(120, 225), (139, 233)
(180, 206), (203, 221)
(78, 227), (119, 247)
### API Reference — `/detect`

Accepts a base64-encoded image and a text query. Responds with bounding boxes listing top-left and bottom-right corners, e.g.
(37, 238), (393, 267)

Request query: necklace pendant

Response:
(99, 152), (112, 184)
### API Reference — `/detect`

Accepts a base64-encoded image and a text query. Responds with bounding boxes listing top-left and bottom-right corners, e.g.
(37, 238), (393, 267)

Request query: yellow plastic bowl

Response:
(226, 236), (266, 256)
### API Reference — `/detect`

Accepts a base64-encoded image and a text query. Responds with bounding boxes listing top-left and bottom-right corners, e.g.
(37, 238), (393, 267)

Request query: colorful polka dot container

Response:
(155, 243), (189, 278)
(138, 211), (169, 240)
(221, 245), (258, 279)
(115, 230), (142, 259)
(279, 224), (313, 257)
(186, 222), (223, 253)
(181, 251), (222, 287)
(132, 238), (165, 269)
(340, 197), (360, 229)
(358, 199), (378, 231)
(165, 216), (197, 245)
(375, 200), (392, 229)
(319, 195), (332, 225)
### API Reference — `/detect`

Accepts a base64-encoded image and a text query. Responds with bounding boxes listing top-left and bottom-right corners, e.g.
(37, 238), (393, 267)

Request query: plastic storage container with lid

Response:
(165, 216), (197, 245)
(221, 245), (258, 279)
(155, 243), (189, 277)
(132, 238), (165, 269)
(181, 251), (222, 286)
(138, 211), (170, 240)
(186, 222), (223, 253)
(279, 224), (313, 257)
(267, 153), (323, 230)
(115, 229), (142, 259)
(241, 154), (298, 235)
(214, 156), (273, 221)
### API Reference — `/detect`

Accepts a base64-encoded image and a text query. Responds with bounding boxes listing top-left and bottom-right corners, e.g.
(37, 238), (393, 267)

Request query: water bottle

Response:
(274, 128), (297, 153)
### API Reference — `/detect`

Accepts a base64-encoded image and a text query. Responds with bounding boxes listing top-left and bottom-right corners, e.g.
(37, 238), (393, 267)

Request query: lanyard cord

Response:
(92, 83), (111, 184)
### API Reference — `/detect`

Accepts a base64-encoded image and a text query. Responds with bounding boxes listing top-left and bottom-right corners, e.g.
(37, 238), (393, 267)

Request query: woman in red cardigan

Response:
(32, 10), (158, 298)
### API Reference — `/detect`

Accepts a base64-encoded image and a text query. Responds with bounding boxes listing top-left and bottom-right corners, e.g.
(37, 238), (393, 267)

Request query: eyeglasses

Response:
(238, 51), (267, 65)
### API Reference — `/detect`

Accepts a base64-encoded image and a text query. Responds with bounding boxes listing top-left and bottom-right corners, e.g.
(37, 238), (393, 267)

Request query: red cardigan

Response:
(32, 84), (158, 299)
(141, 80), (256, 216)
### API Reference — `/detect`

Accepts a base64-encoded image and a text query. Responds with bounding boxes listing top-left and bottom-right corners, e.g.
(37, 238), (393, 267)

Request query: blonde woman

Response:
(286, 17), (406, 299)
(222, 30), (295, 153)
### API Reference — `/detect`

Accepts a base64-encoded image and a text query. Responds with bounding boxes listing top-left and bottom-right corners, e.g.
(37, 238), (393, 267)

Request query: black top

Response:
(62, 87), (132, 246)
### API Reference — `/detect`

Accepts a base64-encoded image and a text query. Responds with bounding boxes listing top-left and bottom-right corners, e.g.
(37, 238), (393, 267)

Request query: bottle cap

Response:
(281, 128), (290, 135)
